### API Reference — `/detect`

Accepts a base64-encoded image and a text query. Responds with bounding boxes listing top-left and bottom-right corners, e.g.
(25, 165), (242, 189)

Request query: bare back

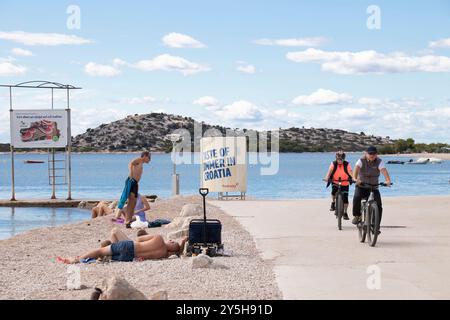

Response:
(129, 158), (144, 182)
(134, 235), (167, 259)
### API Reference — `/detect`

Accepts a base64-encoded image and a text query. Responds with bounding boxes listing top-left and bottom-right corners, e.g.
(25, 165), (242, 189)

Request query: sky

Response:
(0, 0), (450, 143)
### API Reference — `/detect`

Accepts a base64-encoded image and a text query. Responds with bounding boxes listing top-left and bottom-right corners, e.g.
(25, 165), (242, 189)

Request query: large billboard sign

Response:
(10, 109), (69, 148)
(200, 136), (247, 193)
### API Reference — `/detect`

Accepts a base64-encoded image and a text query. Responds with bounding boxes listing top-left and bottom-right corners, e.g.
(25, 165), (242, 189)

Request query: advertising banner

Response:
(10, 109), (68, 148)
(200, 136), (247, 193)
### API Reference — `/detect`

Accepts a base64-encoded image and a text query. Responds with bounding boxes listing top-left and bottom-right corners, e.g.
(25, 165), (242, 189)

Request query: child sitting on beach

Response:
(57, 228), (187, 264)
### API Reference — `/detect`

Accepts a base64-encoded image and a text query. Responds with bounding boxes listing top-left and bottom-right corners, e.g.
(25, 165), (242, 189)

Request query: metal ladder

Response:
(48, 149), (67, 198)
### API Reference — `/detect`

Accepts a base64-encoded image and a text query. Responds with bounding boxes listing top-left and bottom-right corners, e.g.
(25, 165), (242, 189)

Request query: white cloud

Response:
(84, 62), (121, 77)
(0, 60), (26, 76)
(338, 107), (374, 119)
(193, 96), (219, 107)
(133, 54), (210, 75)
(162, 32), (206, 48)
(254, 37), (327, 47)
(215, 100), (263, 121)
(236, 62), (256, 74)
(112, 58), (128, 67)
(429, 38), (450, 48)
(292, 89), (353, 106)
(121, 96), (156, 105)
(286, 48), (450, 74)
(0, 31), (93, 46)
(11, 47), (33, 57)
(357, 97), (384, 106)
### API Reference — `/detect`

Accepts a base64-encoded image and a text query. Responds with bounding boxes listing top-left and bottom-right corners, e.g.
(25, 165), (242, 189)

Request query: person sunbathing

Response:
(58, 228), (187, 264)
(91, 201), (114, 219)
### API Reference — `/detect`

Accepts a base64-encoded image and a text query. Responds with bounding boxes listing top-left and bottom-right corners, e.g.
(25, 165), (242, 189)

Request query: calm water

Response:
(0, 152), (449, 200)
(0, 207), (90, 240)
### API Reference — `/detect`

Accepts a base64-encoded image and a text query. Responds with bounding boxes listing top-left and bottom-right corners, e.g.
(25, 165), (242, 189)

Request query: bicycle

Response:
(325, 177), (352, 231)
(357, 182), (392, 247)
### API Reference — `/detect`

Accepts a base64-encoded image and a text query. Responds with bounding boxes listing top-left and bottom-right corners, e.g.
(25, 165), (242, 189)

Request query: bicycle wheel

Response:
(367, 203), (380, 247)
(336, 193), (344, 230)
(358, 208), (367, 243)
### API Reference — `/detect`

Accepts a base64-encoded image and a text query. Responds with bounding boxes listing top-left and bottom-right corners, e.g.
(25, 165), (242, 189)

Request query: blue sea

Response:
(1, 152), (449, 200)
(0, 207), (90, 240)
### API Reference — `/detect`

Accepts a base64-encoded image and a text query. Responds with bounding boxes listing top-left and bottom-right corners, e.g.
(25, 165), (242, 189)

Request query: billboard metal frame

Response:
(0, 81), (81, 201)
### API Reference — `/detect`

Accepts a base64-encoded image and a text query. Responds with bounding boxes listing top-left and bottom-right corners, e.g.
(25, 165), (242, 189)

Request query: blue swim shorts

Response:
(110, 240), (135, 262)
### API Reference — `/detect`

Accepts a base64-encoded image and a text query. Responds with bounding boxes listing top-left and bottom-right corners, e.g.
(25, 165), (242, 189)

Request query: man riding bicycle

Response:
(324, 151), (353, 220)
(352, 146), (392, 229)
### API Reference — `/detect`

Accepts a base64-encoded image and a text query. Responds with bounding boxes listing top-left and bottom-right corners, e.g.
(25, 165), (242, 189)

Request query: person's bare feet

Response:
(57, 256), (80, 264)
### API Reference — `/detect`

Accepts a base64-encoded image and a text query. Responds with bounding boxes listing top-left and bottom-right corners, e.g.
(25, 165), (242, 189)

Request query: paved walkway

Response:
(211, 196), (450, 299)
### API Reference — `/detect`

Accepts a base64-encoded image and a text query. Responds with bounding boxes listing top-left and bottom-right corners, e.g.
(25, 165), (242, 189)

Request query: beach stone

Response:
(192, 254), (213, 268)
(99, 277), (147, 300)
(150, 290), (168, 300)
(180, 204), (203, 218)
(192, 254), (229, 269)
(168, 227), (189, 240)
(165, 217), (185, 229)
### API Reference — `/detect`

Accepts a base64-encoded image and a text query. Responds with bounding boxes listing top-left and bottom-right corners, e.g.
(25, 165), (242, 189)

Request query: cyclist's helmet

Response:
(335, 150), (346, 161)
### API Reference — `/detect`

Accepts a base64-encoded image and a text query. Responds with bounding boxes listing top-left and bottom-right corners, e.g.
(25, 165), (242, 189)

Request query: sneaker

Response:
(352, 216), (362, 225)
(330, 202), (336, 211)
(343, 213), (349, 220)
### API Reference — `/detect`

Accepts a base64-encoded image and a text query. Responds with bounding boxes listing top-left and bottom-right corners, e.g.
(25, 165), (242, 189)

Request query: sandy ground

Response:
(212, 195), (450, 300)
(0, 196), (281, 300)
(382, 153), (450, 160)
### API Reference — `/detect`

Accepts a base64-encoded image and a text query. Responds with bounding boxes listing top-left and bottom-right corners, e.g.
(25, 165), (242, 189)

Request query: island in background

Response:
(1, 112), (449, 154)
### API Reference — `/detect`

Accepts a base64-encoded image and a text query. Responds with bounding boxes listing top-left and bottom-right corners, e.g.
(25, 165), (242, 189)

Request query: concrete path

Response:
(211, 196), (450, 300)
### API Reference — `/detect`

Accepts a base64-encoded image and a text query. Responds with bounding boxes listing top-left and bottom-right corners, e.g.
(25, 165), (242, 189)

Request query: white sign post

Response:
(200, 137), (247, 198)
(10, 109), (69, 149)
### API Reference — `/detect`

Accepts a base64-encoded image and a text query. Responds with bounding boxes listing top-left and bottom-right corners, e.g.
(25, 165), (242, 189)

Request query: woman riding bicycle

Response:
(352, 146), (392, 229)
(324, 151), (353, 220)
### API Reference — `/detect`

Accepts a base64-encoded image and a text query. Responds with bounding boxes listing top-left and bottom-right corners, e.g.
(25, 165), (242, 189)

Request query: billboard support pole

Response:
(10, 146), (16, 201)
(9, 87), (16, 201)
(51, 149), (56, 199)
(66, 88), (72, 200)
(49, 88), (57, 199)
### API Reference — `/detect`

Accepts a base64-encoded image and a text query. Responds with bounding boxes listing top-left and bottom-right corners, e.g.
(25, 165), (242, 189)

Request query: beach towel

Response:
(148, 218), (171, 228)
(117, 177), (137, 209)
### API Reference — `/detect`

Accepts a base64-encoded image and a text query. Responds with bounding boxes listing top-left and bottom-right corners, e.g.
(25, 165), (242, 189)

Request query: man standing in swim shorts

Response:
(117, 151), (151, 228)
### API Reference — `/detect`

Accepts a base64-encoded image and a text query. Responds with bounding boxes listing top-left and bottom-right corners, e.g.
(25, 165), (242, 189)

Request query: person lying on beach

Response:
(116, 152), (151, 228)
(114, 193), (150, 222)
(92, 201), (114, 219)
(57, 228), (187, 264)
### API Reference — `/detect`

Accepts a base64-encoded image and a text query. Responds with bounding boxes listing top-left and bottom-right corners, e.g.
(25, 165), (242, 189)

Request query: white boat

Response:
(428, 158), (443, 164)
(407, 158), (430, 165)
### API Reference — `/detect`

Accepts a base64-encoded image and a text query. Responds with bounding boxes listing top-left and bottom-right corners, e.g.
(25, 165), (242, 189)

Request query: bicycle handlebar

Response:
(323, 178), (354, 183)
(359, 182), (393, 188)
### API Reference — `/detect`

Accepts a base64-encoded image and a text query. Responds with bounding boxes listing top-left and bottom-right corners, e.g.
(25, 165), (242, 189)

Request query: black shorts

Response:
(127, 177), (138, 197)
(331, 185), (349, 204)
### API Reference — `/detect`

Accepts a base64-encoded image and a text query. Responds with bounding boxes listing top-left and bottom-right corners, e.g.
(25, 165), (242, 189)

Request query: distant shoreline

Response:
(0, 151), (449, 159)
(381, 153), (450, 160)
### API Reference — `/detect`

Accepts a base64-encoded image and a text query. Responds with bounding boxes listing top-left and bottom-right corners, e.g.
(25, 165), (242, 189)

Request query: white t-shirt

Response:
(355, 158), (385, 170)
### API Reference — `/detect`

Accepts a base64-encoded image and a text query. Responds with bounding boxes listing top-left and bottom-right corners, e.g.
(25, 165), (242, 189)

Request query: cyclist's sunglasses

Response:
(367, 152), (377, 155)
